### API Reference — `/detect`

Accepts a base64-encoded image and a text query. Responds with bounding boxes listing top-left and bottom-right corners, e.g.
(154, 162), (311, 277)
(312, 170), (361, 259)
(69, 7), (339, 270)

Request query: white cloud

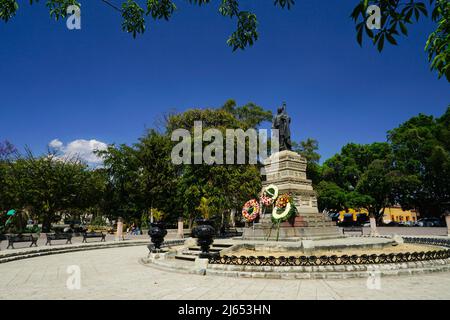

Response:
(49, 139), (64, 149)
(49, 139), (108, 165)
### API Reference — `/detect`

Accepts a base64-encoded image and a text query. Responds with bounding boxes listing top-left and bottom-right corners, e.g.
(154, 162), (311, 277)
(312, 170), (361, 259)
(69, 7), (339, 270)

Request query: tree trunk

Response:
(375, 206), (386, 225)
(221, 212), (225, 228)
(188, 217), (194, 230)
(230, 209), (236, 227)
(42, 214), (52, 233)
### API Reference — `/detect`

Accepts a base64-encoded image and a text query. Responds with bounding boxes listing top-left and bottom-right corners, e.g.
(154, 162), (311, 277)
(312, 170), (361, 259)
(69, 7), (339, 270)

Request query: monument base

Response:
(242, 221), (342, 241)
(243, 150), (342, 241)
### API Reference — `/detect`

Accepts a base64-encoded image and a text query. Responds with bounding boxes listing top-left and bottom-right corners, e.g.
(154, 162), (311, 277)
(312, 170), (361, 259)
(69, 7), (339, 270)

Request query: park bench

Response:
(45, 233), (73, 246)
(342, 226), (364, 236)
(217, 227), (242, 239)
(6, 234), (38, 249)
(82, 232), (106, 243)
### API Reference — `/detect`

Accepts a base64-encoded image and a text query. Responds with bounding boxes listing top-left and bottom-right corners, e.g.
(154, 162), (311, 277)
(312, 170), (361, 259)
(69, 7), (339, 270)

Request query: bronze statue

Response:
(272, 102), (292, 151)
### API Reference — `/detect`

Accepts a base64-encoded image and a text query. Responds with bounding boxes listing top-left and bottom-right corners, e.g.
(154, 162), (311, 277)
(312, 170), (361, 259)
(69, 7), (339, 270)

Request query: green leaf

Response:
(399, 21), (408, 35)
(386, 33), (398, 45)
(377, 33), (385, 52)
(414, 8), (420, 21)
(357, 28), (363, 46)
(356, 22), (363, 46)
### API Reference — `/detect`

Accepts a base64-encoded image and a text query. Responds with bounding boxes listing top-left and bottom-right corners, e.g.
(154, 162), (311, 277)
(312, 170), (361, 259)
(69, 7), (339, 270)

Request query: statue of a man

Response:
(272, 102), (292, 151)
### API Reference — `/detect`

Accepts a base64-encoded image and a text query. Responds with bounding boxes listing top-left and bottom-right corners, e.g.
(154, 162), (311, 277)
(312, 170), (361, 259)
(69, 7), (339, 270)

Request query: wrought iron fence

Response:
(208, 237), (450, 266)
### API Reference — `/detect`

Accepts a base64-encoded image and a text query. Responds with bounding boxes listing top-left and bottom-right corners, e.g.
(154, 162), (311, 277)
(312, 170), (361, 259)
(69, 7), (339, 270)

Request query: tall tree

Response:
(97, 130), (180, 225)
(351, 0), (449, 81)
(221, 99), (273, 129)
(388, 107), (450, 216)
(355, 159), (394, 221)
(168, 101), (269, 227)
(316, 181), (348, 212)
(2, 151), (102, 231)
(97, 144), (145, 223)
(136, 129), (180, 222)
(322, 142), (392, 191)
(293, 138), (321, 186)
(0, 140), (17, 214)
(318, 142), (393, 221)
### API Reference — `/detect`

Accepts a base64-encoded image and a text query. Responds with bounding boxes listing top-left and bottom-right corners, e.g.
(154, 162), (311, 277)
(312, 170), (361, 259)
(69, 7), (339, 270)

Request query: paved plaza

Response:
(1, 243), (450, 300)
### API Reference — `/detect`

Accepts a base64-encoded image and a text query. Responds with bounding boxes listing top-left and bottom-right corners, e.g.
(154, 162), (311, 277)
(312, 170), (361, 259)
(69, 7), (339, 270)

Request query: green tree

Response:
(355, 159), (394, 221)
(322, 142), (391, 191)
(97, 144), (145, 224)
(319, 142), (393, 221)
(97, 130), (179, 225)
(351, 0), (449, 81)
(221, 99), (273, 129)
(197, 197), (212, 219)
(2, 150), (102, 232)
(292, 138), (322, 186)
(0, 0), (293, 51)
(168, 101), (268, 227)
(0, 140), (17, 214)
(137, 129), (180, 222)
(388, 107), (450, 216)
(316, 181), (348, 212)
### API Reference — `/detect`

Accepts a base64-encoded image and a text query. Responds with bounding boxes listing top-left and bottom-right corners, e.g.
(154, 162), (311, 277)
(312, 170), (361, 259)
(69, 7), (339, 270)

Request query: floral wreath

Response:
(243, 187), (298, 241)
(260, 185), (279, 207)
(272, 193), (297, 223)
(242, 199), (260, 222)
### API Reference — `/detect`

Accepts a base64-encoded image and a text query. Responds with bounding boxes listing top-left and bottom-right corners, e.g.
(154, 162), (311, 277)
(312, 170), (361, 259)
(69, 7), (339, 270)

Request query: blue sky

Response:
(0, 0), (448, 163)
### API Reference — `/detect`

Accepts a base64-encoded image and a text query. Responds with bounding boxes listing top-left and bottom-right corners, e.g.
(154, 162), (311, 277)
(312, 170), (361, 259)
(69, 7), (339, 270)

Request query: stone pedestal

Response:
(243, 150), (341, 241)
(263, 150), (318, 214)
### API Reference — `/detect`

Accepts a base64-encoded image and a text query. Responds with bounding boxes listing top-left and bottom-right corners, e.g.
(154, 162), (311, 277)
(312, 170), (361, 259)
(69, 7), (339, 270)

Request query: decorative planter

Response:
(192, 219), (216, 259)
(148, 222), (168, 252)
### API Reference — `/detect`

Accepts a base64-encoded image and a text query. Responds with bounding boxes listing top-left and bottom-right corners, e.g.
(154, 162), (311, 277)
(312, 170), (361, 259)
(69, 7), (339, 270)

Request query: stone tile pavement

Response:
(0, 245), (449, 300)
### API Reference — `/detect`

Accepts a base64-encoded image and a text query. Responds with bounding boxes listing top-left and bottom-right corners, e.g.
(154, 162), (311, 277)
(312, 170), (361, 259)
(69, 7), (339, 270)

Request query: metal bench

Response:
(6, 234), (39, 249)
(217, 227), (242, 239)
(342, 226), (364, 236)
(82, 232), (106, 243)
(45, 233), (73, 246)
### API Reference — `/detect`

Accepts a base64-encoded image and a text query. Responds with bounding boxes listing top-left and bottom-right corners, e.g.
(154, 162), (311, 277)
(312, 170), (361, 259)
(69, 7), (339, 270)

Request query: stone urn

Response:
(148, 222), (168, 252)
(192, 219), (215, 259)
